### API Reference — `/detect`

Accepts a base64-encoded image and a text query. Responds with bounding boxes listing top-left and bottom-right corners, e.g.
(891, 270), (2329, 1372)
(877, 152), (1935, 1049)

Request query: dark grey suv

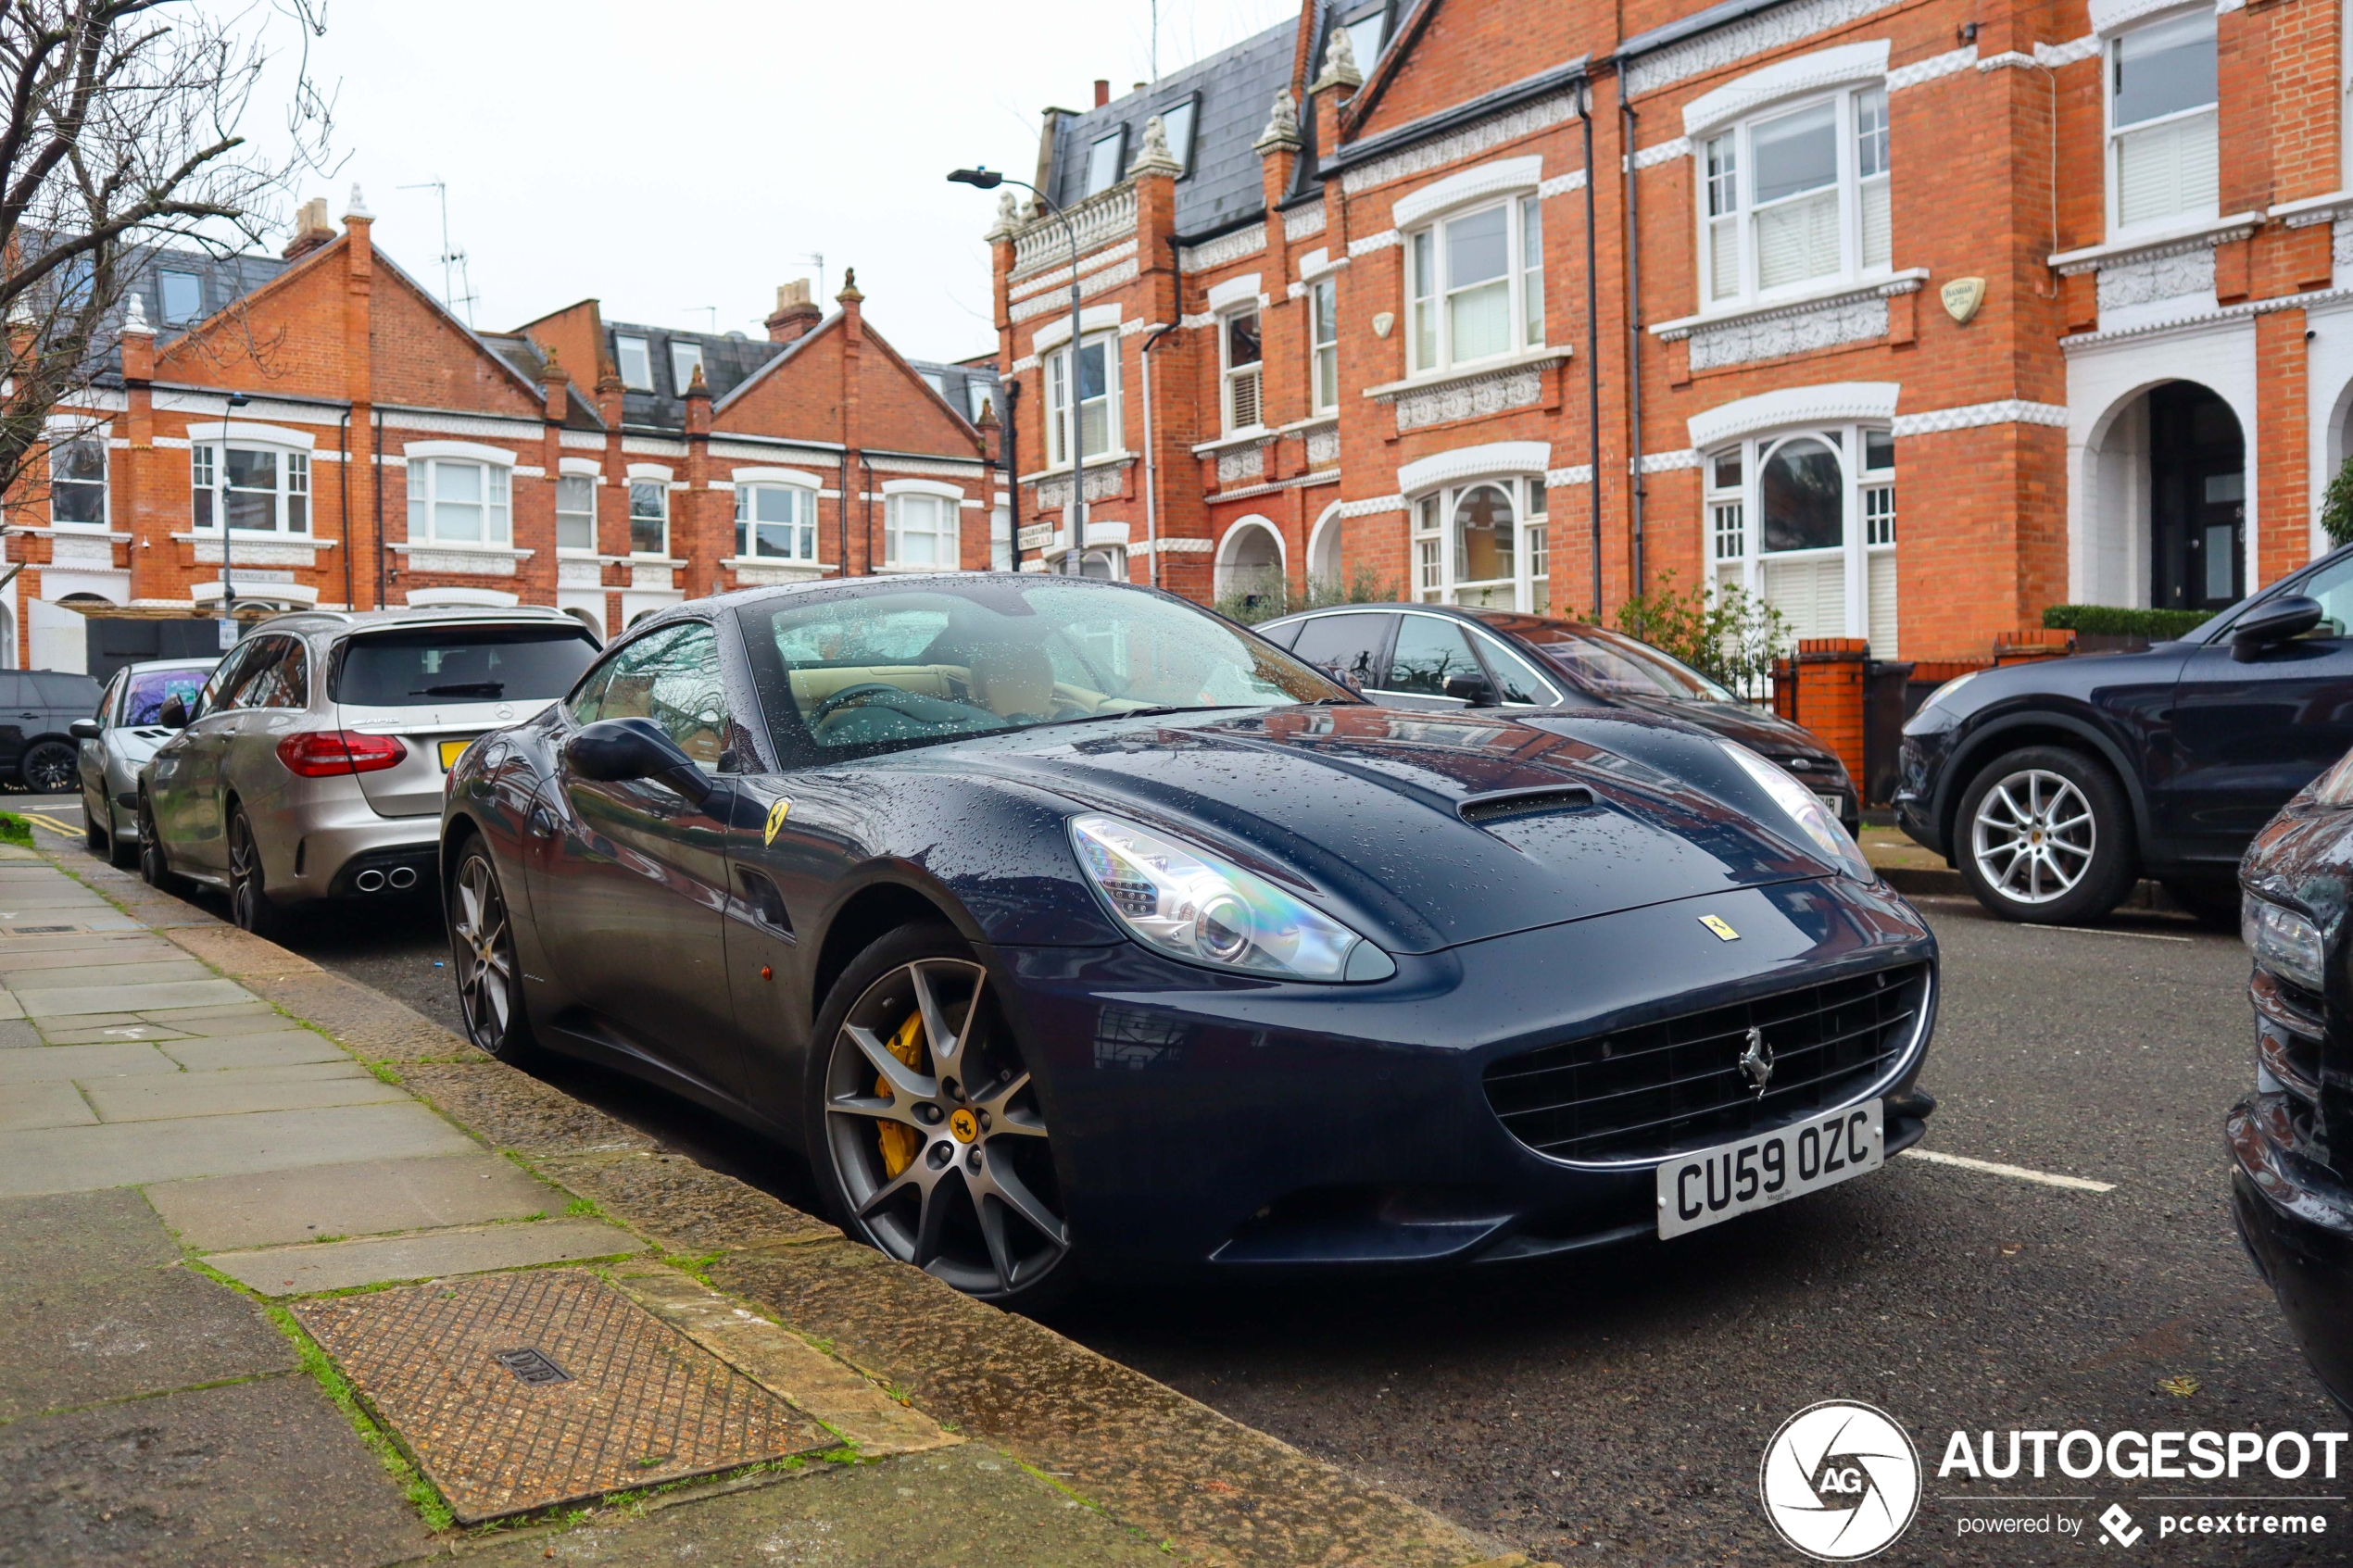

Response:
(0, 669), (104, 792)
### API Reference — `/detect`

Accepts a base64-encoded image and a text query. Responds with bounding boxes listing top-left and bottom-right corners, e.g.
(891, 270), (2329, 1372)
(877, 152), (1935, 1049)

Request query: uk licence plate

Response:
(1656, 1099), (1883, 1239)
(437, 738), (475, 771)
(1816, 791), (1845, 818)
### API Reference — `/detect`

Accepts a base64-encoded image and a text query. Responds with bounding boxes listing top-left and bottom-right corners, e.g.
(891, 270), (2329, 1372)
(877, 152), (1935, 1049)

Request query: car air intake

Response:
(1482, 963), (1929, 1163)
(1458, 786), (1594, 825)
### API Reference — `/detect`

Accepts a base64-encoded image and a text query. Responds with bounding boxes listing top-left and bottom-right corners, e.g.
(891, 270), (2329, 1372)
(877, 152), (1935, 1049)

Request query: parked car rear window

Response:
(333, 626), (598, 708)
(31, 672), (100, 708)
(121, 667), (210, 725)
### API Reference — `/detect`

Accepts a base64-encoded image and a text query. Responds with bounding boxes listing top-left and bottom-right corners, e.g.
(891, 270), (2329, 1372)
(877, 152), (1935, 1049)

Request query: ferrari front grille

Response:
(1483, 963), (1929, 1163)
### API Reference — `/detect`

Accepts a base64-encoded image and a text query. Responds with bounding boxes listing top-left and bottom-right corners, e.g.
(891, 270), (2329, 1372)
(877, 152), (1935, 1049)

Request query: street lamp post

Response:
(220, 392), (250, 643)
(950, 168), (1083, 575)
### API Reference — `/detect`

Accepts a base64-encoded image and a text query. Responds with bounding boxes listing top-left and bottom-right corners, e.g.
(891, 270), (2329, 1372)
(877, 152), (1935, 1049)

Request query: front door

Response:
(2149, 382), (2246, 613)
(528, 621), (744, 1097)
(2160, 555), (2353, 866)
(152, 637), (268, 874)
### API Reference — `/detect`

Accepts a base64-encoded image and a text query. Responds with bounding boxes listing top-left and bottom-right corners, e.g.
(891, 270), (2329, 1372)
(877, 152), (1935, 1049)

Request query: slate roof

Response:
(79, 239), (291, 386)
(602, 321), (789, 431)
(478, 333), (606, 430)
(1043, 16), (1300, 239)
(906, 357), (1003, 427)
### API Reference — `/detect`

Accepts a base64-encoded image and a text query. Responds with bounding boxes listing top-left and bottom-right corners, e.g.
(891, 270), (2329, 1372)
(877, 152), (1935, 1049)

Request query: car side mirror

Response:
(1444, 672), (1501, 709)
(69, 719), (100, 742)
(157, 696), (188, 729)
(564, 717), (714, 807)
(2231, 595), (2324, 662)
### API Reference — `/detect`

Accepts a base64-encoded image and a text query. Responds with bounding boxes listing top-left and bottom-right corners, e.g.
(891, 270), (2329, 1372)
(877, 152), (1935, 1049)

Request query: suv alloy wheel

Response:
(1955, 746), (2136, 923)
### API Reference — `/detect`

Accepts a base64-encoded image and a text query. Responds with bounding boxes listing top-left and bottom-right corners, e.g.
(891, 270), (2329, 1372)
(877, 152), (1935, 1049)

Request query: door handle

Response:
(527, 805), (559, 840)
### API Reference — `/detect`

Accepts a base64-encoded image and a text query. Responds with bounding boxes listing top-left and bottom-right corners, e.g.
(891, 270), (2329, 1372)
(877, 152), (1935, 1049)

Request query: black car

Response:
(1257, 604), (1860, 832)
(2230, 748), (2353, 1411)
(440, 574), (1936, 1305)
(1896, 543), (2353, 924)
(0, 668), (105, 793)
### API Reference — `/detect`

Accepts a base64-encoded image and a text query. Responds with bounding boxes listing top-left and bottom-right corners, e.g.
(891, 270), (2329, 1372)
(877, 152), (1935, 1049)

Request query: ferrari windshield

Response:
(739, 579), (1345, 754)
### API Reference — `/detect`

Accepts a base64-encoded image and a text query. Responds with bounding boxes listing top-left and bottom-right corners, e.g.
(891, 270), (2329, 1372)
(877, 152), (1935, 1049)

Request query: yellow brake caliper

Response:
(875, 1009), (925, 1178)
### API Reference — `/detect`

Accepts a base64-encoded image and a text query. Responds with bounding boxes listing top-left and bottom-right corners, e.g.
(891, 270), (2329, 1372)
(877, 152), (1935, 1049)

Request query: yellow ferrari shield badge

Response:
(1698, 914), (1740, 941)
(762, 797), (793, 847)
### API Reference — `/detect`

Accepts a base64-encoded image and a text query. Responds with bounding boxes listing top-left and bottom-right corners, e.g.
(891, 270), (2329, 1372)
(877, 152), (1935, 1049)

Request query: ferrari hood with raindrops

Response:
(858, 703), (1860, 957)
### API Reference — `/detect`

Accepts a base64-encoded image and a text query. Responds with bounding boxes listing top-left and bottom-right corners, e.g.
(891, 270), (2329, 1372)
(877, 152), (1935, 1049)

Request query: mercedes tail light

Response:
(276, 730), (408, 778)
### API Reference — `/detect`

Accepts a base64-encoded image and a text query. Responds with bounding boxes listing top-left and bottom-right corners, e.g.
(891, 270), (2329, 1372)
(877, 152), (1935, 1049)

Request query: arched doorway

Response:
(1307, 503), (1343, 590)
(1214, 517), (1284, 606)
(2147, 383), (2245, 609)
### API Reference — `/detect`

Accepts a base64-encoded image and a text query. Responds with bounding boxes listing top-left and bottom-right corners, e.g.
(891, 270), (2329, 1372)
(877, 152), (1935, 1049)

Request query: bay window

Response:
(1310, 275), (1340, 414)
(1699, 85), (1890, 307)
(1706, 425), (1897, 657)
(628, 479), (669, 556)
(1408, 474), (1550, 610)
(1221, 306), (1263, 433)
(408, 458), (511, 546)
(50, 435), (107, 526)
(556, 474), (597, 552)
(736, 483), (818, 561)
(2108, 10), (2218, 234)
(1405, 194), (1543, 374)
(1044, 334), (1118, 468)
(192, 443), (308, 533)
(885, 490), (959, 569)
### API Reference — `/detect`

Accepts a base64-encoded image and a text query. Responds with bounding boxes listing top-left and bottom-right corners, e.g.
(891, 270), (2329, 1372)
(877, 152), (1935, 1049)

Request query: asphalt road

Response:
(28, 792), (2338, 1566)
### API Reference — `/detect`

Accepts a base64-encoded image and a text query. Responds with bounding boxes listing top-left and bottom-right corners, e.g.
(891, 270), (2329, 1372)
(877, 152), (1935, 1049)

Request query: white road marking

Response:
(2046, 924), (2194, 943)
(1899, 1148), (2116, 1192)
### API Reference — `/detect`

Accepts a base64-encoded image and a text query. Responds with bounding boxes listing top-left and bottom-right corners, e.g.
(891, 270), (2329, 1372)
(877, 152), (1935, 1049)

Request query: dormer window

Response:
(1158, 96), (1199, 175)
(616, 334), (652, 391)
(670, 341), (702, 394)
(157, 270), (202, 324)
(1085, 129), (1126, 196)
(1698, 85), (1890, 308)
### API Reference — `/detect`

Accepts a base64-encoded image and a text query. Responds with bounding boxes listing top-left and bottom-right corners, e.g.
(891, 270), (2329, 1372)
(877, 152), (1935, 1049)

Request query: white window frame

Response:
(1694, 83), (1891, 313)
(616, 334), (653, 391)
(556, 457), (600, 556)
(626, 462), (673, 558)
(881, 479), (963, 571)
(1220, 303), (1265, 434)
(1704, 422), (1895, 650)
(1403, 194), (1545, 376)
(48, 429), (108, 529)
(1043, 332), (1121, 470)
(1309, 274), (1340, 415)
(1405, 473), (1551, 610)
(733, 468), (822, 563)
(670, 340), (703, 394)
(2104, 7), (2220, 240)
(408, 458), (511, 547)
(191, 439), (310, 534)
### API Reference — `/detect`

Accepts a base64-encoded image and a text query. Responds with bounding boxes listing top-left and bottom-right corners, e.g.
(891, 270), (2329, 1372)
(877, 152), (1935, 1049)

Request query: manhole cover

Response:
(294, 1269), (828, 1523)
(3, 924), (79, 935)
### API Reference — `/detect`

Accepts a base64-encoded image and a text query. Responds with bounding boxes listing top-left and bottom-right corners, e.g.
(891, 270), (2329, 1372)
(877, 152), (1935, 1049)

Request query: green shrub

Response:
(2322, 453), (2353, 548)
(2040, 604), (2217, 639)
(1213, 564), (1401, 626)
(0, 813), (30, 847)
(1613, 570), (1790, 691)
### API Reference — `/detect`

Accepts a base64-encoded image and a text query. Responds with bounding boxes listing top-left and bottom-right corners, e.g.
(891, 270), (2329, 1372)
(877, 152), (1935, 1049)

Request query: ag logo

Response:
(1759, 1400), (1921, 1561)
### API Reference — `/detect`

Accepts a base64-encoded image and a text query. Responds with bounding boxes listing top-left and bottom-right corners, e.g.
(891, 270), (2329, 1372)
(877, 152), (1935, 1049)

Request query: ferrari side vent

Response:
(1459, 786), (1594, 825)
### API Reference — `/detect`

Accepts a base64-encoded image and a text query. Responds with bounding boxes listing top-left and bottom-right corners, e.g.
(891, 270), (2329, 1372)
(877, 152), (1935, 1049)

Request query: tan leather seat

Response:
(966, 641), (1057, 719)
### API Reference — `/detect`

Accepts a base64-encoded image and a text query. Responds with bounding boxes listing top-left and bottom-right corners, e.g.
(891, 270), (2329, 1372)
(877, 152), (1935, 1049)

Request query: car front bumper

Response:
(2229, 1092), (2353, 1413)
(993, 873), (1938, 1274)
(1893, 728), (1958, 858)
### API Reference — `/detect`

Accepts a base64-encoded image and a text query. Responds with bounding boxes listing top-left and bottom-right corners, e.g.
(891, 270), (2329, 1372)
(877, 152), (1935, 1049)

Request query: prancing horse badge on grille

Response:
(1738, 1026), (1774, 1096)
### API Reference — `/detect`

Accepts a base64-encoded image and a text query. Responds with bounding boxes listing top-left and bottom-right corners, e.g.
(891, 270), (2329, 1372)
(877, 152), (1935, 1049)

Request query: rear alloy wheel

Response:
(137, 795), (182, 893)
(225, 806), (282, 939)
(448, 836), (532, 1060)
(814, 930), (1069, 1306)
(1957, 746), (2135, 924)
(20, 740), (74, 795)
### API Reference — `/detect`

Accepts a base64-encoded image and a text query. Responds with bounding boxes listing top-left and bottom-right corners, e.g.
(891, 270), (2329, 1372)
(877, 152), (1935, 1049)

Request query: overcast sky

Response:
(235, 0), (1296, 366)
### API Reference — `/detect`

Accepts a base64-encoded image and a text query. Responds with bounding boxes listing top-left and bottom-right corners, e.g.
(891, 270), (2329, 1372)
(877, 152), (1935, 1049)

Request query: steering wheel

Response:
(806, 681), (910, 723)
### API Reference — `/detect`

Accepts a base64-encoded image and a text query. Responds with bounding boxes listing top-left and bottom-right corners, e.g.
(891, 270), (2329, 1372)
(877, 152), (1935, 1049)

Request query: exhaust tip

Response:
(387, 866), (418, 890)
(354, 869), (385, 892)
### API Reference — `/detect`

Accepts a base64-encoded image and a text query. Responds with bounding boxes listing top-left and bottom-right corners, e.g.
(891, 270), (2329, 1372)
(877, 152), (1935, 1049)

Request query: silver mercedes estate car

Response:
(138, 606), (600, 935)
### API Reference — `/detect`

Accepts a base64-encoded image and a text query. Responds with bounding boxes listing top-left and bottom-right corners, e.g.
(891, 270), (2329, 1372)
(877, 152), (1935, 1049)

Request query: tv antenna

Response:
(798, 252), (826, 303)
(682, 306), (718, 332)
(396, 180), (478, 326)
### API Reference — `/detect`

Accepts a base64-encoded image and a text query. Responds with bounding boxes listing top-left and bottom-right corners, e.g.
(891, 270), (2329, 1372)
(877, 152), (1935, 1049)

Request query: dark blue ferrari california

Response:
(438, 574), (1939, 1303)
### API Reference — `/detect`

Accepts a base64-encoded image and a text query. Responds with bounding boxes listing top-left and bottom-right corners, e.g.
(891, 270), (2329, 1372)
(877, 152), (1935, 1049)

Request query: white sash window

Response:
(1698, 85), (1891, 309)
(2108, 10), (2218, 235)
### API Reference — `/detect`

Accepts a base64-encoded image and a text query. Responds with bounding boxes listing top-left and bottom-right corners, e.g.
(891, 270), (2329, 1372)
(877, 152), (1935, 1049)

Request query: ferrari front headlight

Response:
(1069, 813), (1394, 982)
(1720, 741), (1873, 882)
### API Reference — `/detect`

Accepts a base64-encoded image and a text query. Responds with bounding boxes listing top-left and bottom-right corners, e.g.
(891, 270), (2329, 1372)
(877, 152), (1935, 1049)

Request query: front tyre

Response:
(20, 740), (75, 795)
(138, 794), (184, 894)
(447, 833), (534, 1060)
(226, 805), (283, 939)
(1957, 746), (2135, 924)
(807, 924), (1071, 1309)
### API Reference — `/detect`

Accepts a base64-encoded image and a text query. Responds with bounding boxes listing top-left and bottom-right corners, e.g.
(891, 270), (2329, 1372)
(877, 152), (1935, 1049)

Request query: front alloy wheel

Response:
(226, 807), (280, 938)
(20, 740), (75, 795)
(449, 840), (529, 1059)
(820, 947), (1067, 1303)
(137, 795), (180, 891)
(1957, 746), (2133, 924)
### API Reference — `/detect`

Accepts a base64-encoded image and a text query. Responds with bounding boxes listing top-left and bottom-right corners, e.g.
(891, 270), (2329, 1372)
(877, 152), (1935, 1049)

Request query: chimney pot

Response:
(282, 195), (335, 260)
(764, 277), (824, 345)
(1094, 79), (1111, 107)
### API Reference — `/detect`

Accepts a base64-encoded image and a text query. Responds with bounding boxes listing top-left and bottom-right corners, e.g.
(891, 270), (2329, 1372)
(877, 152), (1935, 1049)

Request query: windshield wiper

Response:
(1028, 704), (1245, 730)
(412, 682), (504, 696)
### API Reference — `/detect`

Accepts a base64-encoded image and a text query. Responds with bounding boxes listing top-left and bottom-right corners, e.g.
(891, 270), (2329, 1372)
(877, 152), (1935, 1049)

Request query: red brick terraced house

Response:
(12, 187), (1002, 672)
(985, 0), (2353, 671)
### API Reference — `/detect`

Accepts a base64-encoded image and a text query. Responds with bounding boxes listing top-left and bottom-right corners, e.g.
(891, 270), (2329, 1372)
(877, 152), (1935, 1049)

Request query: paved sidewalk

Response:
(0, 840), (1529, 1566)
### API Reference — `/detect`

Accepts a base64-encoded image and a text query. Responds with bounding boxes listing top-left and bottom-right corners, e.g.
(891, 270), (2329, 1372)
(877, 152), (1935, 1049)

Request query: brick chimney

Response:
(974, 391), (1000, 466)
(1094, 78), (1111, 107)
(764, 279), (823, 344)
(283, 196), (334, 260)
(538, 342), (570, 425)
